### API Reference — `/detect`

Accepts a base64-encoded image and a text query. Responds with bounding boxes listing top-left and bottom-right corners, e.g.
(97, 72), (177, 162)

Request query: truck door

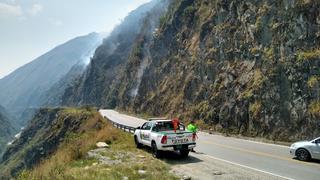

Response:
(144, 122), (154, 146)
(138, 122), (148, 145)
(140, 122), (152, 145)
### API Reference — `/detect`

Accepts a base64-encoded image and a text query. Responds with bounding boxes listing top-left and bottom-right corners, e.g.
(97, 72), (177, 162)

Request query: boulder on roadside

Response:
(138, 170), (147, 175)
(209, 128), (214, 134)
(96, 142), (109, 148)
(137, 155), (146, 158)
(212, 171), (223, 175)
(182, 175), (191, 180)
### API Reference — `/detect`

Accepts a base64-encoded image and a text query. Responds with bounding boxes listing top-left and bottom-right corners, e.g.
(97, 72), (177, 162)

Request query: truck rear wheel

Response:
(180, 149), (190, 158)
(152, 142), (162, 158)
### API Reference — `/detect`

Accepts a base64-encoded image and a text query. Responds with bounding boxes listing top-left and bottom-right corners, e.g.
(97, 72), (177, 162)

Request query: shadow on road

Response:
(140, 146), (203, 164)
(292, 157), (320, 165)
(310, 159), (320, 164)
(162, 151), (203, 165)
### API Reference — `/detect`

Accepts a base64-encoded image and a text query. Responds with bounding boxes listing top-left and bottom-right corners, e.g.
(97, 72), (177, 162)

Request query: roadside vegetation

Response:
(18, 108), (177, 180)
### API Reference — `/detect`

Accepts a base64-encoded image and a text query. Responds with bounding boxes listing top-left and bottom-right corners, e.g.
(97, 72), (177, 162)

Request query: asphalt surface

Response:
(100, 110), (320, 180)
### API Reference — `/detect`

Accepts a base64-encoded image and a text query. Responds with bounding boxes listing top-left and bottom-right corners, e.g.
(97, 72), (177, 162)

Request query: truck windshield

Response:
(154, 121), (185, 131)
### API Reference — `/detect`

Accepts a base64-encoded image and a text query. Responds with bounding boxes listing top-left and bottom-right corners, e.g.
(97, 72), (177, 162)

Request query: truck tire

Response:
(180, 149), (190, 158)
(134, 136), (142, 149)
(152, 142), (162, 158)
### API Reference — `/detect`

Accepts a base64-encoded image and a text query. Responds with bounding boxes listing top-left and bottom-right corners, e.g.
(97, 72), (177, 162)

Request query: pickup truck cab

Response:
(134, 119), (196, 158)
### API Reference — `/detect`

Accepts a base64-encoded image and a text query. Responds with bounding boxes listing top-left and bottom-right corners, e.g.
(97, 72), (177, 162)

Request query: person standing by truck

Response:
(187, 120), (198, 152)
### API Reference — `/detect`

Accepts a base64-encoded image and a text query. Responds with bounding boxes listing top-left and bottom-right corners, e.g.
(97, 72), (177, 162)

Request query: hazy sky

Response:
(0, 0), (150, 78)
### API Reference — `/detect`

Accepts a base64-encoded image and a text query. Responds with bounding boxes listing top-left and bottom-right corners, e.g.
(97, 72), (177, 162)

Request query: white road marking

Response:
(202, 154), (296, 180)
(198, 132), (289, 148)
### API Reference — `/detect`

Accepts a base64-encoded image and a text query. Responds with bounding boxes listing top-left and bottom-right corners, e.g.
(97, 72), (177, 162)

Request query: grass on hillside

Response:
(18, 109), (178, 180)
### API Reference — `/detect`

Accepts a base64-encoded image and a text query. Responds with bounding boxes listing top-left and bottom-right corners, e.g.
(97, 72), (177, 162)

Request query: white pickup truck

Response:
(134, 119), (196, 158)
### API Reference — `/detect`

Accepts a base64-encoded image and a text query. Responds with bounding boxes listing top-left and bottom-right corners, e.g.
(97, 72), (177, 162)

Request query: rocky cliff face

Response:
(61, 0), (170, 107)
(62, 0), (320, 141)
(0, 107), (104, 178)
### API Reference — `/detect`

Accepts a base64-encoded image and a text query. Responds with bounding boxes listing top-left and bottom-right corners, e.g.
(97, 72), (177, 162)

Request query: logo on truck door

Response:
(140, 132), (150, 140)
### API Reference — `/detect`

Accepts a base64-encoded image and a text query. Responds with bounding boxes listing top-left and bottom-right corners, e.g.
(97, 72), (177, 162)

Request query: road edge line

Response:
(202, 154), (295, 180)
(199, 132), (289, 148)
(234, 138), (289, 148)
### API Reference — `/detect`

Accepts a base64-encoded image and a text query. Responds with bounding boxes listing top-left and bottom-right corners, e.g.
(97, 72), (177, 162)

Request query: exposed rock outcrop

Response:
(62, 0), (320, 141)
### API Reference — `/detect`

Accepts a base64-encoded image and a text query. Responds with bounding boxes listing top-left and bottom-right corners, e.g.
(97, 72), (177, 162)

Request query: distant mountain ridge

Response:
(0, 32), (102, 125)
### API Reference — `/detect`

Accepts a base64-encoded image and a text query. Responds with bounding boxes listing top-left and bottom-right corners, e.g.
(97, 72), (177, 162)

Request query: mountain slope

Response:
(0, 32), (102, 125)
(62, 0), (320, 141)
(0, 107), (104, 178)
(0, 105), (17, 156)
(61, 0), (170, 107)
(114, 0), (320, 141)
(40, 64), (86, 107)
(0, 108), (177, 180)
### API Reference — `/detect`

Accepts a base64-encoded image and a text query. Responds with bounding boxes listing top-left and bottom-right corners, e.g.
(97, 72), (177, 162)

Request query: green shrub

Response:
(159, 15), (166, 26)
(249, 101), (262, 119)
(264, 47), (274, 60)
(309, 101), (320, 116)
(255, 16), (263, 32)
(183, 6), (196, 17)
(250, 47), (260, 55)
(297, 49), (320, 62)
(307, 76), (319, 88)
(241, 69), (266, 100)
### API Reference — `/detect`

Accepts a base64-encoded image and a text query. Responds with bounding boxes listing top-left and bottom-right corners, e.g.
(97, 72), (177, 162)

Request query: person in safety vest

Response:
(187, 120), (198, 152)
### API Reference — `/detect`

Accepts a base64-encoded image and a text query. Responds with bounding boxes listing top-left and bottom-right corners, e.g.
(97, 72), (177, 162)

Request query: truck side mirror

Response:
(136, 126), (141, 130)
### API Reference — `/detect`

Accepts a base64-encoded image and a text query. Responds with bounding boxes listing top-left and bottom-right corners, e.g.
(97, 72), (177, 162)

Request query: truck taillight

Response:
(192, 133), (196, 141)
(161, 135), (167, 144)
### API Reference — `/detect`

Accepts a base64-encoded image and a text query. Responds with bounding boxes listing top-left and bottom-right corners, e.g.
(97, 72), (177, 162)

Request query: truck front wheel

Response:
(151, 142), (162, 158)
(134, 136), (142, 149)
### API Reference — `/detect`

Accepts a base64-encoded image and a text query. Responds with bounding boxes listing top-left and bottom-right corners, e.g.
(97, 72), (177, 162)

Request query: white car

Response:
(134, 119), (196, 158)
(290, 137), (320, 161)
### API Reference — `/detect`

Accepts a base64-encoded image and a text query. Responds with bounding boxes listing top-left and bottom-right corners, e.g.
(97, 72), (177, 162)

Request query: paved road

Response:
(100, 110), (320, 180)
